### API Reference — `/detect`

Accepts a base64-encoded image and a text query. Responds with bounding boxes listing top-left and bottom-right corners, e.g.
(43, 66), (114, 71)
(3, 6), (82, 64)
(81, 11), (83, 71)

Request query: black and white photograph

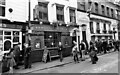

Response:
(0, 0), (120, 74)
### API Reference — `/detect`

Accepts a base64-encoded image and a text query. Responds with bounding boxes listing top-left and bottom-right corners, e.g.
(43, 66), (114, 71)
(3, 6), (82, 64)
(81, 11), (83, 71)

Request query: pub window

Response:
(4, 31), (11, 35)
(0, 6), (5, 17)
(38, 2), (48, 21)
(111, 9), (114, 17)
(101, 5), (105, 15)
(44, 32), (61, 48)
(95, 3), (98, 14)
(13, 31), (19, 42)
(106, 7), (109, 16)
(56, 5), (64, 22)
(69, 9), (76, 23)
(90, 22), (94, 33)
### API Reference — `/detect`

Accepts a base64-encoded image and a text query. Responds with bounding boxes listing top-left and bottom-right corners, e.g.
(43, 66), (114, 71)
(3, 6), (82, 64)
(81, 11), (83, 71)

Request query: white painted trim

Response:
(0, 28), (21, 31)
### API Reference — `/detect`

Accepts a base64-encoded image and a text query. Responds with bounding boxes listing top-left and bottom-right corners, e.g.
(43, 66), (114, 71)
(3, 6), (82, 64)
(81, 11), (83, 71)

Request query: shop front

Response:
(0, 19), (24, 51)
(28, 22), (78, 63)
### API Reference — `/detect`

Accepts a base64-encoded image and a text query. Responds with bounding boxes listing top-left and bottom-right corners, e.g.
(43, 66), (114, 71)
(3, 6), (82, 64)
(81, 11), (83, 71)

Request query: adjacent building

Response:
(0, 0), (27, 52)
(77, 0), (120, 44)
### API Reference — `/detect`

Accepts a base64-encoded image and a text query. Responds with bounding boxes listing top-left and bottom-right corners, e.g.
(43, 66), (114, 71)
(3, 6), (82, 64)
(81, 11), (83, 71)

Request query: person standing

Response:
(24, 43), (32, 69)
(0, 48), (10, 73)
(72, 44), (79, 63)
(58, 42), (63, 62)
(80, 40), (86, 61)
(42, 46), (49, 63)
(13, 42), (21, 69)
(102, 40), (108, 54)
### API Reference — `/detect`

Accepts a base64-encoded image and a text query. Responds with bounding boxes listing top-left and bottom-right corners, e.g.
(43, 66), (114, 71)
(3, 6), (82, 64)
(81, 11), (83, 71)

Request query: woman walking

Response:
(6, 48), (16, 73)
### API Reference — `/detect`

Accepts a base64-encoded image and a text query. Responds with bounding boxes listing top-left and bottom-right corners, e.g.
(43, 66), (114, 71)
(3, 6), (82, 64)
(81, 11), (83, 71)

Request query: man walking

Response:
(24, 43), (32, 69)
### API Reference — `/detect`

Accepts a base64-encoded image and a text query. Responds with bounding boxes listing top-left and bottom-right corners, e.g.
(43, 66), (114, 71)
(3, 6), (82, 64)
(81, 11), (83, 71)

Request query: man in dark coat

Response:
(13, 42), (21, 69)
(58, 42), (63, 62)
(102, 40), (108, 54)
(24, 43), (32, 69)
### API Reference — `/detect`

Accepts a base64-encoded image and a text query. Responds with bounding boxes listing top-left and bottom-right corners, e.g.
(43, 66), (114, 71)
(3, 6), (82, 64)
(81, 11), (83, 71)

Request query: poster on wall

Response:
(34, 38), (41, 49)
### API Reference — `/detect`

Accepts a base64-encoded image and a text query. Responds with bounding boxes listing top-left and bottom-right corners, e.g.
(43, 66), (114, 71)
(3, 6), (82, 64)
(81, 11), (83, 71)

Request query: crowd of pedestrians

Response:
(0, 39), (119, 74)
(71, 39), (119, 64)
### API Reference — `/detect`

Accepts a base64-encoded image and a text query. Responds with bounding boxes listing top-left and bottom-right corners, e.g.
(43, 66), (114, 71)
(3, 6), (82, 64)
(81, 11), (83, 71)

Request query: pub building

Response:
(27, 21), (79, 63)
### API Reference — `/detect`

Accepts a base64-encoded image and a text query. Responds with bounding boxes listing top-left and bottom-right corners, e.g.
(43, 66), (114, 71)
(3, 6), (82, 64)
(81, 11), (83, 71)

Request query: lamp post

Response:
(28, 0), (31, 46)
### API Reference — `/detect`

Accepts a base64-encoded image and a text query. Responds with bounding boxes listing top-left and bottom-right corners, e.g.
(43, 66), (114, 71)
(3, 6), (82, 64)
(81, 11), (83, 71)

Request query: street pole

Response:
(28, 0), (31, 46)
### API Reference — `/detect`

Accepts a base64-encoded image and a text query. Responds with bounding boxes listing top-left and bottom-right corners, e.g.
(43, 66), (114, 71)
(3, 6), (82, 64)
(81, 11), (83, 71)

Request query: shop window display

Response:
(44, 32), (61, 48)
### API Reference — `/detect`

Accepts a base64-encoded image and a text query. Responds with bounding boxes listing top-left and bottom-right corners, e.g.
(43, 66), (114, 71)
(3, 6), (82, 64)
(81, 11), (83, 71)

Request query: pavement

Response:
(13, 50), (117, 73)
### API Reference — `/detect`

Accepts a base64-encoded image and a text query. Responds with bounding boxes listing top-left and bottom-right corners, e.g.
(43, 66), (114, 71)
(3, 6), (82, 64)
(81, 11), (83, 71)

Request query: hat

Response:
(17, 42), (21, 45)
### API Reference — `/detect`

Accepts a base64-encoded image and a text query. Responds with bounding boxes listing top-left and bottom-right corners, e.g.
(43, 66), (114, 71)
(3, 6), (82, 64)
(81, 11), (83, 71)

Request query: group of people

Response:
(0, 42), (32, 73)
(72, 39), (119, 64)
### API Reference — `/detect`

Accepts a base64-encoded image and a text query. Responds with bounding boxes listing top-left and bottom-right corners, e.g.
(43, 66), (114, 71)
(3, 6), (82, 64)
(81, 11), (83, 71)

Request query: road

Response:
(31, 52), (119, 73)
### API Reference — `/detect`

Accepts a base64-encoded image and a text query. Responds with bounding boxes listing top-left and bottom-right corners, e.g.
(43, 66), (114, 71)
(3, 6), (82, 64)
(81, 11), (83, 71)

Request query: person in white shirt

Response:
(72, 43), (79, 63)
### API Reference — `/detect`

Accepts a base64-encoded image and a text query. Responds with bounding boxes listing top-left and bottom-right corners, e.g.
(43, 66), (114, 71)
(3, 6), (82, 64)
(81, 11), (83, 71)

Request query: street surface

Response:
(31, 52), (119, 73)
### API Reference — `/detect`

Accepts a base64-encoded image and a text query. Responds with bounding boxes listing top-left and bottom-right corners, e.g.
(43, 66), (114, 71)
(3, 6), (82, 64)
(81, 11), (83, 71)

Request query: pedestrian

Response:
(116, 40), (119, 51)
(13, 42), (21, 69)
(42, 46), (49, 63)
(79, 40), (86, 61)
(58, 42), (63, 62)
(89, 43), (98, 64)
(0, 48), (10, 73)
(102, 39), (108, 54)
(96, 39), (102, 54)
(72, 44), (79, 63)
(7, 48), (16, 73)
(24, 43), (32, 69)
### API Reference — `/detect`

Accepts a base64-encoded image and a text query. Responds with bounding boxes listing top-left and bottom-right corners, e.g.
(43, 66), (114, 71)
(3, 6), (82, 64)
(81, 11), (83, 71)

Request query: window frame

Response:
(56, 5), (64, 22)
(90, 21), (94, 33)
(38, 2), (48, 21)
(101, 5), (105, 15)
(69, 8), (76, 23)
